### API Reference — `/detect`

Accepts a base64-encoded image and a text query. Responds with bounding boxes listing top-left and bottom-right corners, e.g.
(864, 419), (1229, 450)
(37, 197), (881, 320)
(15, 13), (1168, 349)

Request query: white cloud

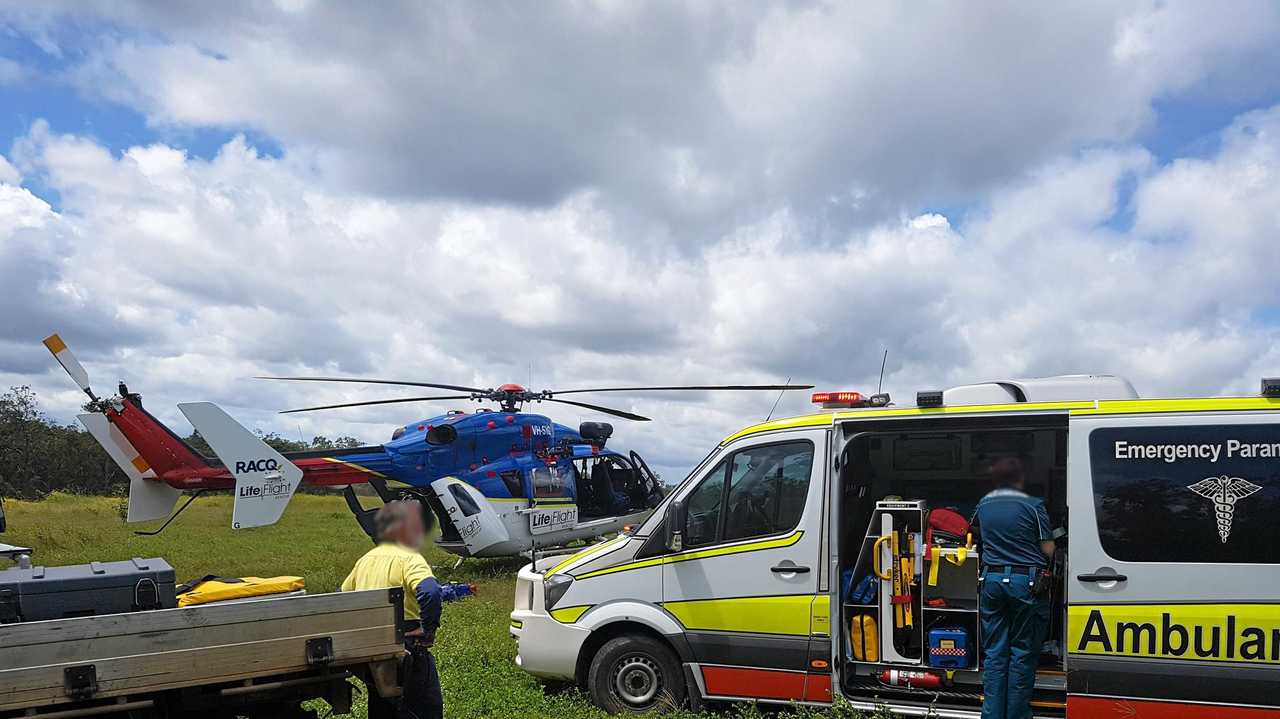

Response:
(7, 1), (1280, 237)
(5, 104), (1280, 477)
(0, 154), (22, 185)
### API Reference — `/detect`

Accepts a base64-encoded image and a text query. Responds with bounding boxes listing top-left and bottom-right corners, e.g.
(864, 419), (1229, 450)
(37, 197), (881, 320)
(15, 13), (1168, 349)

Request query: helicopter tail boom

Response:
(45, 333), (395, 529)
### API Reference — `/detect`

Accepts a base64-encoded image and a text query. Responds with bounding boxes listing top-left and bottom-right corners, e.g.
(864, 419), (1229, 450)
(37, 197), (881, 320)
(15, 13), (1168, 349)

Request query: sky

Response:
(2, 1), (1280, 481)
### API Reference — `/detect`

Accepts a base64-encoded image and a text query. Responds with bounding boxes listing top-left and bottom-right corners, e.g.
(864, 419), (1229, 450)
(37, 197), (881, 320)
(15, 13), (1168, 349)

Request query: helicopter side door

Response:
(571, 454), (648, 519)
(430, 477), (510, 556)
(526, 464), (580, 537)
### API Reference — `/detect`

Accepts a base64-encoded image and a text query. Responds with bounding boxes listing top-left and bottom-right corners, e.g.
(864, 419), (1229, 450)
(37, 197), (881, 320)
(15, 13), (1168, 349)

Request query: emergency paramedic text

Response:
(1112, 439), (1280, 463)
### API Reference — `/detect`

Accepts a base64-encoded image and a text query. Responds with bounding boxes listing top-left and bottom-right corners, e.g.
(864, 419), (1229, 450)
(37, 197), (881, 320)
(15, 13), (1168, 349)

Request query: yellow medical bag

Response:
(851, 614), (879, 662)
(177, 575), (305, 607)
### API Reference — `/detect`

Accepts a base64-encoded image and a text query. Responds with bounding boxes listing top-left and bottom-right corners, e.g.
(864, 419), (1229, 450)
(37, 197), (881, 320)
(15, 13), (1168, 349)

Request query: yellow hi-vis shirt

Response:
(341, 543), (435, 620)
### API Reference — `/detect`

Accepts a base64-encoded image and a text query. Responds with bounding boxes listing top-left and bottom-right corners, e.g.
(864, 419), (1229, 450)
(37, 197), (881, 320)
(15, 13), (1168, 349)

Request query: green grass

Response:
(3, 494), (876, 718)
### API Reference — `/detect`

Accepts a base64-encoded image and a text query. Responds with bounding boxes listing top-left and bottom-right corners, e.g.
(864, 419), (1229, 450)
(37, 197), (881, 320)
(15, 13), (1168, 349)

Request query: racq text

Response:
(1113, 439), (1280, 464)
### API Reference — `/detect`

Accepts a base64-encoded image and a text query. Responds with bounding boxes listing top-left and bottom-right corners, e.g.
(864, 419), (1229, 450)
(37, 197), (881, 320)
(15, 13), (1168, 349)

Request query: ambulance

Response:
(510, 375), (1280, 717)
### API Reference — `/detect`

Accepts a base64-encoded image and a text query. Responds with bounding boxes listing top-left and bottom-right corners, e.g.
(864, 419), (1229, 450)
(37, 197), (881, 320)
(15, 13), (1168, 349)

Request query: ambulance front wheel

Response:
(587, 634), (686, 713)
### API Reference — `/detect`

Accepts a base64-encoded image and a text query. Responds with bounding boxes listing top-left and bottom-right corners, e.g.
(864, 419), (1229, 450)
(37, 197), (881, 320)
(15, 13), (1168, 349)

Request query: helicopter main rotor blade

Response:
(258, 376), (486, 394)
(542, 397), (651, 422)
(547, 383), (814, 396)
(280, 395), (473, 414)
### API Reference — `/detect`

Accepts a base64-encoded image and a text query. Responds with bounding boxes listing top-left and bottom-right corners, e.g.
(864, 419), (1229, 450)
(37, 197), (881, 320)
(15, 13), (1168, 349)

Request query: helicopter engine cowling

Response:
(579, 421), (613, 447)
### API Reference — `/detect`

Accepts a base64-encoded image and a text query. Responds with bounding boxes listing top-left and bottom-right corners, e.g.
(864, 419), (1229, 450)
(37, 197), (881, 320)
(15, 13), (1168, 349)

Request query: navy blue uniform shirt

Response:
(973, 488), (1052, 568)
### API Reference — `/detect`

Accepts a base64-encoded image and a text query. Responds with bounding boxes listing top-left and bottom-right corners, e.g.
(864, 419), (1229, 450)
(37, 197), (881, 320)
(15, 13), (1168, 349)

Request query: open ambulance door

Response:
(430, 477), (510, 556)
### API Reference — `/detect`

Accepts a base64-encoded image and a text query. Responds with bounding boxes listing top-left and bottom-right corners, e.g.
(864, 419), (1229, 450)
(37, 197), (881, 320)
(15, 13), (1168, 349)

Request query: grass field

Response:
(4, 494), (876, 719)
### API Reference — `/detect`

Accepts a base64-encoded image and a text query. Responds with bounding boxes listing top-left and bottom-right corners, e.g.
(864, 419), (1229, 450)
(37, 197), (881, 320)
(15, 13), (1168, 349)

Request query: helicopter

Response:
(44, 334), (811, 557)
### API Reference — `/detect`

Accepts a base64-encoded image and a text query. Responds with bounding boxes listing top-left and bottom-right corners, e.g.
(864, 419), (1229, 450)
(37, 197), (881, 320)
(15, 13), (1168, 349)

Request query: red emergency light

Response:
(812, 391), (865, 408)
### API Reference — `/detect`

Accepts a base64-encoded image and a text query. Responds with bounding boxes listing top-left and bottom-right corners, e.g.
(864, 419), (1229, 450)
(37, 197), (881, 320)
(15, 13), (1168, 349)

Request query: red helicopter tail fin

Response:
(45, 333), (213, 523)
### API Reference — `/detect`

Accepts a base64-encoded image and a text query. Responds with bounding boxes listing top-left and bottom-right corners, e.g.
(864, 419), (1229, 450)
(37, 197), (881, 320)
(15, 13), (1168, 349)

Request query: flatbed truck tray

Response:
(0, 588), (405, 717)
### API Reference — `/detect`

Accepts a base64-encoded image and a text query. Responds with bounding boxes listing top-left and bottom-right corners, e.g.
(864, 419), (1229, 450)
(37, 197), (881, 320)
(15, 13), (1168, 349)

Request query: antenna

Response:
(765, 376), (790, 423)
(876, 349), (888, 394)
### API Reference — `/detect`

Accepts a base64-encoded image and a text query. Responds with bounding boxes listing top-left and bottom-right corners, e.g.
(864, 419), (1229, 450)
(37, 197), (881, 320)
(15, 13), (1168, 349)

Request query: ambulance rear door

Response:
(1067, 411), (1280, 717)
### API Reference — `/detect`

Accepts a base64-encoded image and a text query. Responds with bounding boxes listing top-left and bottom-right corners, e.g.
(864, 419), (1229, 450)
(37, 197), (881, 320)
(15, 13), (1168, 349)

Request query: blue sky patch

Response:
(1, 29), (282, 208)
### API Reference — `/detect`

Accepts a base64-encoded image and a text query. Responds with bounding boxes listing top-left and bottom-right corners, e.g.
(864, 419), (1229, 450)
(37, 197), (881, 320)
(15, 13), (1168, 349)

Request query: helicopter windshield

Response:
(572, 454), (662, 520)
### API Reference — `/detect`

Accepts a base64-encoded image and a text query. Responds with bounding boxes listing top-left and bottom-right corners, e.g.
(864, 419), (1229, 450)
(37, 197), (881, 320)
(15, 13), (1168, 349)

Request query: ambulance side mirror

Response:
(664, 498), (686, 552)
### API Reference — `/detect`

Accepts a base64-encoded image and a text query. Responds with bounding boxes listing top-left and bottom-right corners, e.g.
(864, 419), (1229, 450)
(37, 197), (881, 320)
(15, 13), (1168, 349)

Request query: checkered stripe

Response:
(930, 647), (967, 656)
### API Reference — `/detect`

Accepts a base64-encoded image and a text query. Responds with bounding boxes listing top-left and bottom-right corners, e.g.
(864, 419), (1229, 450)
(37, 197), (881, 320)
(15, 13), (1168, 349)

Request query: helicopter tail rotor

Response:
(43, 334), (96, 400)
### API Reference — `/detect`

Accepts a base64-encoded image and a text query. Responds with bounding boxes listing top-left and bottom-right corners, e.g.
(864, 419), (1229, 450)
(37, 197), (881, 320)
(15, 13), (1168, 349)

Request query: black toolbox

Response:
(0, 557), (176, 623)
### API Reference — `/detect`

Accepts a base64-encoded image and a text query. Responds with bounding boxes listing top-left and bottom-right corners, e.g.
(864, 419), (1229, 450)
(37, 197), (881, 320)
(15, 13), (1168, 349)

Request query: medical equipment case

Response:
(927, 626), (970, 669)
(0, 557), (176, 623)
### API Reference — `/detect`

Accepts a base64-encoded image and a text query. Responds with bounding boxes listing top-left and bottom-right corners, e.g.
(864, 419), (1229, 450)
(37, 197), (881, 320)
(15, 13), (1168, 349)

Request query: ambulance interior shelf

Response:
(843, 500), (982, 671)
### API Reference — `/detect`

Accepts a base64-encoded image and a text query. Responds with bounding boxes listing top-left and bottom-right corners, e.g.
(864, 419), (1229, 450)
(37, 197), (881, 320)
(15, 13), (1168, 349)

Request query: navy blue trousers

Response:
(368, 643), (442, 719)
(980, 568), (1048, 719)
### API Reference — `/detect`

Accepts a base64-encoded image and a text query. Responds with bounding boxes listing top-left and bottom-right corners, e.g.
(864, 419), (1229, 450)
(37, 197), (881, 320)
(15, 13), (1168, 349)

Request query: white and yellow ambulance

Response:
(511, 375), (1280, 717)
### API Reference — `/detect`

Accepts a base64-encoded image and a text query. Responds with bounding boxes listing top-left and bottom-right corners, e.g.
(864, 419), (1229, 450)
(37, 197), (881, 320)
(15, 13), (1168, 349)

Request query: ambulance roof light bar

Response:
(812, 391), (892, 409)
(812, 391), (863, 409)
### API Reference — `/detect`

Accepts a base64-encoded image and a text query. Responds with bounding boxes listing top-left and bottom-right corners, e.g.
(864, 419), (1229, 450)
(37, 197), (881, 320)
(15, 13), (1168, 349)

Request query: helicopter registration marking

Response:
(530, 506), (578, 536)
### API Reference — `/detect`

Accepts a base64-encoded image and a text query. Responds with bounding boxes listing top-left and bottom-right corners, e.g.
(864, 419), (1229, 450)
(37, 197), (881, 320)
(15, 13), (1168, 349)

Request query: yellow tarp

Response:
(178, 576), (305, 607)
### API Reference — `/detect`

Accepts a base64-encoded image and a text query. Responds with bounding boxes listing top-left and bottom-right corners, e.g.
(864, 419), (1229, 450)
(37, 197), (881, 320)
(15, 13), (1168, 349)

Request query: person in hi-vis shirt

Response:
(343, 500), (443, 719)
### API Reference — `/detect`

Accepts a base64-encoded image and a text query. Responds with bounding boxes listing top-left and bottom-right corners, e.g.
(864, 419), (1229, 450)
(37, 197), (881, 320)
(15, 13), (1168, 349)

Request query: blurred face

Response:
(398, 507), (426, 550)
(990, 457), (1026, 489)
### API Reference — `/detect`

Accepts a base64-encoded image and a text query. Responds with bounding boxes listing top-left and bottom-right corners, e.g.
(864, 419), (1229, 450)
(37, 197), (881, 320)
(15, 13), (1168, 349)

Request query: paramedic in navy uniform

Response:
(973, 457), (1054, 719)
(342, 500), (444, 719)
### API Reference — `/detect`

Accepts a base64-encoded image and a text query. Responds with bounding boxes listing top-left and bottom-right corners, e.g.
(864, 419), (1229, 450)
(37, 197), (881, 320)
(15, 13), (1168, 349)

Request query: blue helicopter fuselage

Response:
(326, 408), (619, 501)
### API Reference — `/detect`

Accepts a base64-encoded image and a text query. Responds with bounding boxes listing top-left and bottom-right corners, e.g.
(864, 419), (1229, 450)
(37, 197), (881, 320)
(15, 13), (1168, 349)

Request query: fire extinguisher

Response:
(878, 669), (946, 689)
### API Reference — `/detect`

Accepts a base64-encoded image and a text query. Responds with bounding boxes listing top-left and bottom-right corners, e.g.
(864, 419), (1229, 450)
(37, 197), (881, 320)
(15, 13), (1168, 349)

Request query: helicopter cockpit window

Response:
(572, 455), (653, 517)
(530, 465), (568, 498)
(499, 470), (525, 499)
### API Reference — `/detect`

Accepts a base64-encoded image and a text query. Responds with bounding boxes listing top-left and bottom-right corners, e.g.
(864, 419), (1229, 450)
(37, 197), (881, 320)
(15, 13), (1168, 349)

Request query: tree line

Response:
(0, 386), (363, 500)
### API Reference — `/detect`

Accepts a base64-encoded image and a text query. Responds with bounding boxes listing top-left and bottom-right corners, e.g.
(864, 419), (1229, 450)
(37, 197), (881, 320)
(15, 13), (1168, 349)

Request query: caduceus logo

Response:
(1186, 475), (1262, 543)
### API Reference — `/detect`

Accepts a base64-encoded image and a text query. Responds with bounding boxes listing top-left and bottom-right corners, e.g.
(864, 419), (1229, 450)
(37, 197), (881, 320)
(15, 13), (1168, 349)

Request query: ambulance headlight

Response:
(544, 573), (574, 610)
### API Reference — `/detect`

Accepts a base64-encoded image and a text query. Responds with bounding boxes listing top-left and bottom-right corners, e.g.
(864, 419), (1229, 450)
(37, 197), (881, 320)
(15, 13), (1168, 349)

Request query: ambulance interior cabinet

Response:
(845, 501), (984, 671)
(843, 501), (927, 666)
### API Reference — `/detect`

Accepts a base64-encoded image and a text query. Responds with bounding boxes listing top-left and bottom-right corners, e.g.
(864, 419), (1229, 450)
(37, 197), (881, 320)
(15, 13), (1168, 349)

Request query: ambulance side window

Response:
(684, 461), (727, 548)
(1089, 425), (1280, 564)
(723, 441), (813, 541)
